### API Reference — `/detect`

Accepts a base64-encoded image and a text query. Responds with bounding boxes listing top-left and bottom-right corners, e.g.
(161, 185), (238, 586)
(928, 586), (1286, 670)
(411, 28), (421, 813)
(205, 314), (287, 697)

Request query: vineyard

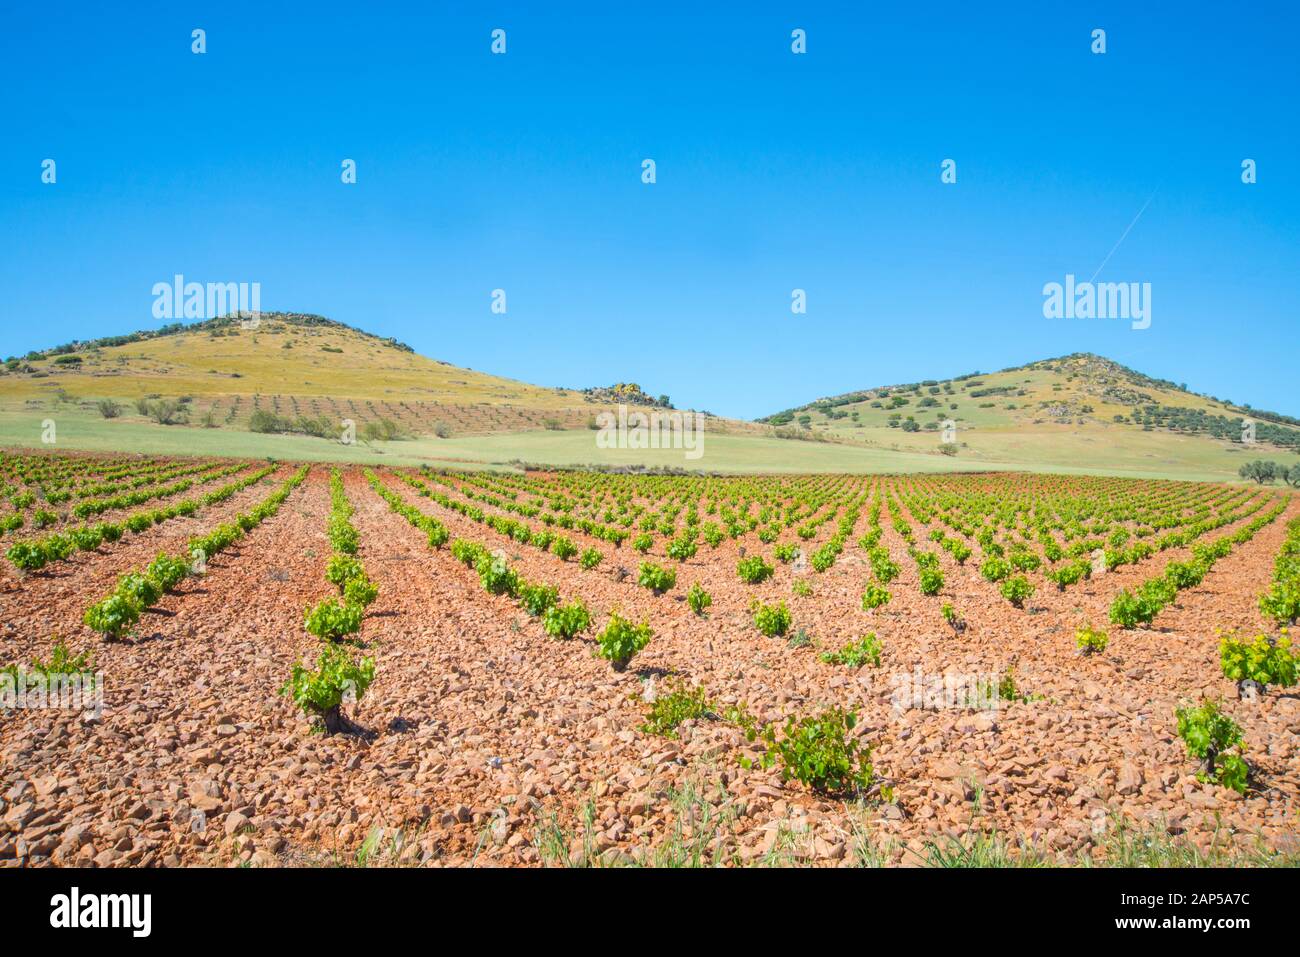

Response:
(2, 450), (1298, 867)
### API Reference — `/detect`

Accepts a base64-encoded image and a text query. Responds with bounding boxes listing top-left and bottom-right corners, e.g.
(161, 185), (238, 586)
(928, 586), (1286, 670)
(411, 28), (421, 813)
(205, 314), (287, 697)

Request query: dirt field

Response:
(2, 453), (1298, 867)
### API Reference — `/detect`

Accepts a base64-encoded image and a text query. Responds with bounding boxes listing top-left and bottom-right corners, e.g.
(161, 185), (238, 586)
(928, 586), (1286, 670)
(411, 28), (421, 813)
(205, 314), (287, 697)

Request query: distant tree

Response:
(146, 399), (186, 426)
(249, 408), (281, 433)
(1239, 460), (1278, 484)
(361, 418), (404, 442)
(1286, 463), (1300, 488)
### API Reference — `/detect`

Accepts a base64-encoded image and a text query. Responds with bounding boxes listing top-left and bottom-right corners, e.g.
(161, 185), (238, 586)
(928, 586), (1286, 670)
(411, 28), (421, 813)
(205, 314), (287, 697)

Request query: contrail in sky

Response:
(1090, 190), (1158, 283)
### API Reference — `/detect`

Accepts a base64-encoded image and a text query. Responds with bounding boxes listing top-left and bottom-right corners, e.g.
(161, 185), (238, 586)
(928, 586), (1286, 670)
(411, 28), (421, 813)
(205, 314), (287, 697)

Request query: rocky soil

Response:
(2, 466), (1297, 867)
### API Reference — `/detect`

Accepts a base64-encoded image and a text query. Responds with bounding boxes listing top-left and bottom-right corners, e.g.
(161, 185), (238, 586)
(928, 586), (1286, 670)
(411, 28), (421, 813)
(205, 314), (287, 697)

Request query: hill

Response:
(0, 313), (766, 455)
(759, 353), (1300, 476)
(2, 322), (1295, 480)
(0, 313), (596, 432)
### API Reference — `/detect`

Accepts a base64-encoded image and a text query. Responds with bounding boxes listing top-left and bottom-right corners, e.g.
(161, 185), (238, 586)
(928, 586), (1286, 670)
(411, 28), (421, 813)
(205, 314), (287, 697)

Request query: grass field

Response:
(826, 423), (1273, 480)
(0, 402), (1269, 481)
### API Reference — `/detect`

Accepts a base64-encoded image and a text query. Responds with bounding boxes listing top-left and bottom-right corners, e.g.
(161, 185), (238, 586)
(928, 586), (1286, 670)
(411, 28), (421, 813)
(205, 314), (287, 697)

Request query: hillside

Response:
(0, 313), (591, 428)
(759, 353), (1300, 474)
(2, 323), (1295, 480)
(0, 313), (765, 447)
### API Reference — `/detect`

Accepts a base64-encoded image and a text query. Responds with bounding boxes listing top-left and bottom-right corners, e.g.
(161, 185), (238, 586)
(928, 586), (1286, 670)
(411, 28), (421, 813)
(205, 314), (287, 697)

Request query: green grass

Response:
(829, 423), (1273, 482)
(1, 400), (1285, 481)
(0, 403), (532, 469)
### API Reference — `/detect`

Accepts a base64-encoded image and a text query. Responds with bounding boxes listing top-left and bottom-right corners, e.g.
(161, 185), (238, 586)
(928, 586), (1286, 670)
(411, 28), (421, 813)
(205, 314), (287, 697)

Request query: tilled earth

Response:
(2, 467), (1298, 867)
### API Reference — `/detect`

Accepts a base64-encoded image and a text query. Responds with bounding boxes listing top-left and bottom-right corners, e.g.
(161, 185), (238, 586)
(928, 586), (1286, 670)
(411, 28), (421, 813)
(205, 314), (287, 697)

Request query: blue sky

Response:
(2, 1), (1296, 419)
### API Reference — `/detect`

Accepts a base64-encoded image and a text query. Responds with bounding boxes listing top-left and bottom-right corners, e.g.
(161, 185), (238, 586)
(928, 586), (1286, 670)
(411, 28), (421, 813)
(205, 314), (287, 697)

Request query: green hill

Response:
(759, 353), (1300, 478)
(0, 313), (767, 459)
(2, 320), (1295, 479)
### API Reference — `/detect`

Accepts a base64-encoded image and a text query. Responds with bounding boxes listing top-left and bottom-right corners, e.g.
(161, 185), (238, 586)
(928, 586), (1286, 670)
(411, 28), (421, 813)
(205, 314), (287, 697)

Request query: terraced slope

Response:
(0, 314), (765, 442)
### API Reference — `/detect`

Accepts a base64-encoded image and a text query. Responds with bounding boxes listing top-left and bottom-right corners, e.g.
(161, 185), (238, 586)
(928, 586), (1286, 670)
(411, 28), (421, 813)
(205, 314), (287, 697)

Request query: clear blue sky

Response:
(2, 1), (1296, 419)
